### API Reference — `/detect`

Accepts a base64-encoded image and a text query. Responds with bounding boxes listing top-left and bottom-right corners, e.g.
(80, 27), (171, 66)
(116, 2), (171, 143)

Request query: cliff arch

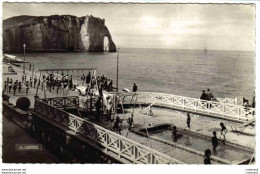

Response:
(104, 26), (116, 52)
(3, 15), (116, 53)
(103, 36), (109, 52)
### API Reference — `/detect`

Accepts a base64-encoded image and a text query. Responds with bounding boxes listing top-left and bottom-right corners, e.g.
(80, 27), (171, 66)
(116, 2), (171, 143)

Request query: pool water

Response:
(151, 129), (252, 162)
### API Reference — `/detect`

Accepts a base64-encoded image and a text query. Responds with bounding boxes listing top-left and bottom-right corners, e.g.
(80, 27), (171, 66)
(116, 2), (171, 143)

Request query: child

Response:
(127, 114), (134, 130)
(211, 131), (218, 151)
(18, 82), (22, 93)
(220, 122), (227, 144)
(3, 81), (7, 93)
(204, 149), (211, 164)
(172, 126), (177, 141)
(187, 113), (191, 128)
(26, 81), (29, 95)
(113, 116), (122, 135)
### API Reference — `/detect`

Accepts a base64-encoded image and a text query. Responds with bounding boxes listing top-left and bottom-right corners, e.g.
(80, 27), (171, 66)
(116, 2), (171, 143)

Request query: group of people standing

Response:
(79, 73), (113, 96)
(42, 74), (75, 94)
(3, 76), (31, 96)
(205, 122), (227, 164)
(200, 88), (215, 101)
(96, 75), (113, 92)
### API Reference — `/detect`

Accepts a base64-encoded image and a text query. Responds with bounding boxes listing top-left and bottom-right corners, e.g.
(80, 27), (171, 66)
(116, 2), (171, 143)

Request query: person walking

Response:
(187, 113), (191, 129)
(22, 74), (24, 83)
(211, 131), (219, 152)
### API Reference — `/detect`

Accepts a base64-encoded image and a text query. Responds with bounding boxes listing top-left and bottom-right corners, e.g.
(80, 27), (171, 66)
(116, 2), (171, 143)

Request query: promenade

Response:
(2, 62), (255, 164)
(2, 63), (78, 107)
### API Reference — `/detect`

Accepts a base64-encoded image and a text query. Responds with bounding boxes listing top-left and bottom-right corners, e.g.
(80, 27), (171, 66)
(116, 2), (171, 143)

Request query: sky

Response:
(2, 3), (256, 51)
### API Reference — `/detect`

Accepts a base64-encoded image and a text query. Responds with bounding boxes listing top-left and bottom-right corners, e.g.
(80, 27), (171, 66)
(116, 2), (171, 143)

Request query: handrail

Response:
(34, 100), (183, 164)
(121, 92), (255, 121)
(40, 93), (255, 121)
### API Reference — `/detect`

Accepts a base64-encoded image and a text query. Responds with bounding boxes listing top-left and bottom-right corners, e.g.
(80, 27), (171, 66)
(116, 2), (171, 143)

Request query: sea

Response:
(12, 48), (255, 101)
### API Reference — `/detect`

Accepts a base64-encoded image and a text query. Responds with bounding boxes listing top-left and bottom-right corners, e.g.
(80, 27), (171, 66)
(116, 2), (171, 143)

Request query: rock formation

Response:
(3, 15), (116, 53)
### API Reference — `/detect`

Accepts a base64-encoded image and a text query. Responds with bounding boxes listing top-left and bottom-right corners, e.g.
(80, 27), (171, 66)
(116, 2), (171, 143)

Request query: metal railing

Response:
(122, 92), (255, 121)
(34, 99), (183, 164)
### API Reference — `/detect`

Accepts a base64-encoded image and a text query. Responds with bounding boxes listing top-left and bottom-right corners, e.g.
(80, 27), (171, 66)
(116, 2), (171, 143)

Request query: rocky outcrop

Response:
(3, 15), (116, 53)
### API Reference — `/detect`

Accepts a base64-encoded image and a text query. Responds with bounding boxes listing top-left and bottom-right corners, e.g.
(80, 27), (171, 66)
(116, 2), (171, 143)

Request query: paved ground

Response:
(123, 107), (255, 149)
(86, 107), (254, 164)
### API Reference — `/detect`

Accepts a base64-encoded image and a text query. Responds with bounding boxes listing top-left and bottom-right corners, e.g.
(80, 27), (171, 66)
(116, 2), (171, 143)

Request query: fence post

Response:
(118, 139), (121, 158)
(222, 105), (225, 116)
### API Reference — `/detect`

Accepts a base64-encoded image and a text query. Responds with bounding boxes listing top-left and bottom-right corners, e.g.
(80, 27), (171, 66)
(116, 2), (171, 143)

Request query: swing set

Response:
(111, 92), (151, 143)
(35, 68), (99, 98)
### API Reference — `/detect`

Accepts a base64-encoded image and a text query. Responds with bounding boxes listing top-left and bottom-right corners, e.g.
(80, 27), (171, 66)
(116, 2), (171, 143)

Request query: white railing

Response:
(121, 92), (255, 121)
(216, 97), (244, 106)
(34, 100), (183, 164)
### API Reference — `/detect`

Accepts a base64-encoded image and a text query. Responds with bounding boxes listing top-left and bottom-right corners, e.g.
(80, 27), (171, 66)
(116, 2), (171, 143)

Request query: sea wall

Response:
(3, 15), (116, 53)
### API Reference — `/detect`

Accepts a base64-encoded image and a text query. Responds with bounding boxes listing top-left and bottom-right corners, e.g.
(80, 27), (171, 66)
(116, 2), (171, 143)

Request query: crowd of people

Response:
(3, 76), (31, 96)
(80, 73), (113, 94)
(3, 70), (117, 97)
(41, 74), (75, 94)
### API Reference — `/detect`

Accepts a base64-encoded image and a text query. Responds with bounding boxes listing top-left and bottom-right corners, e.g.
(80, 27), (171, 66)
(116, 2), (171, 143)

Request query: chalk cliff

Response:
(3, 15), (116, 53)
